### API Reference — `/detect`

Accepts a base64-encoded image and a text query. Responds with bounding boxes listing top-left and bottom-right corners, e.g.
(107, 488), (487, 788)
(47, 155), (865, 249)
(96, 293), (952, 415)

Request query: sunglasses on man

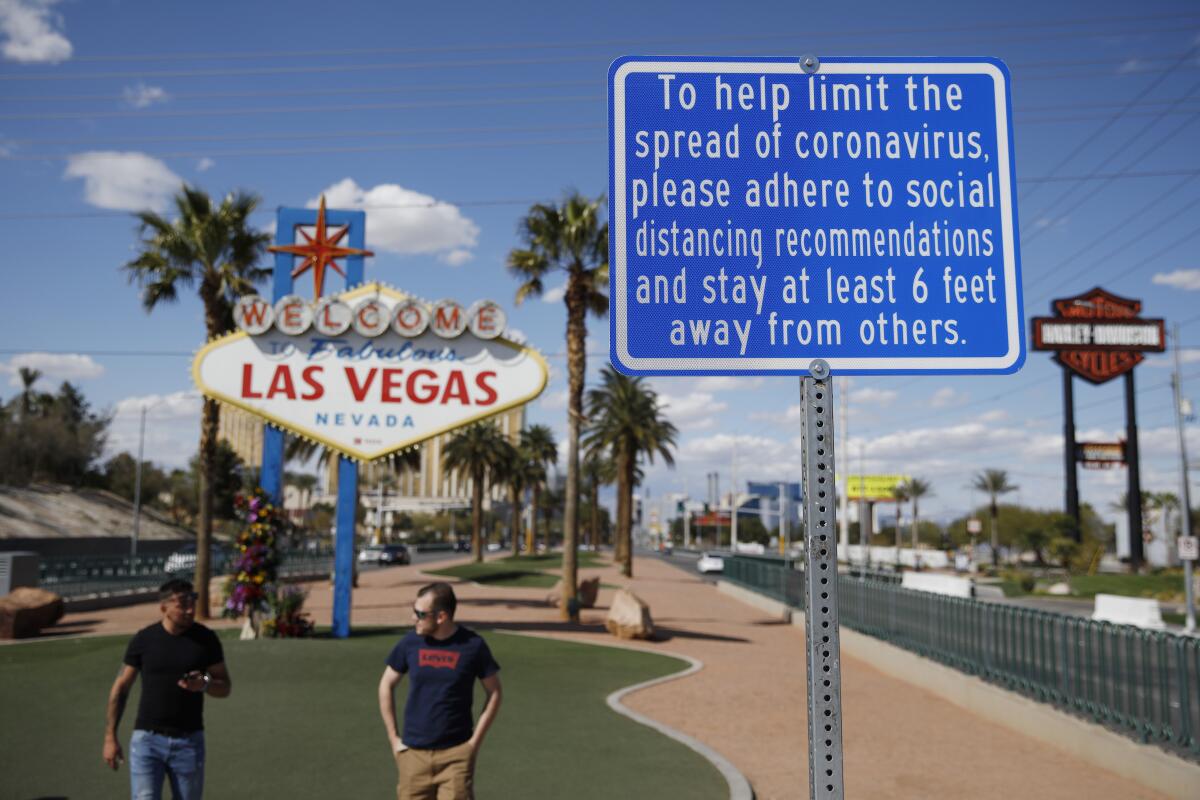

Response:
(413, 607), (440, 620)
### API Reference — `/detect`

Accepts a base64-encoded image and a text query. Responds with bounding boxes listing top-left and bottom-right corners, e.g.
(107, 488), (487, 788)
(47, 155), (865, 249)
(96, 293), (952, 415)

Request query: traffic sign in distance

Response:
(609, 56), (1023, 376)
(1179, 536), (1199, 561)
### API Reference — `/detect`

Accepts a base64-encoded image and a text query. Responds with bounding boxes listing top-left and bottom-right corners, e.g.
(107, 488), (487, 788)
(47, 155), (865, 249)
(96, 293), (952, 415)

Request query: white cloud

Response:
(930, 387), (967, 408)
(0, 352), (103, 387)
(1151, 269), (1200, 291)
(538, 389), (568, 411)
(106, 390), (203, 467)
(196, 157), (215, 172)
(310, 178), (479, 265)
(113, 390), (202, 421)
(0, 0), (72, 63)
(1117, 58), (1146, 74)
(849, 387), (897, 407)
(63, 151), (182, 211)
(122, 82), (169, 109)
(542, 284), (566, 304)
(504, 327), (527, 345)
(658, 391), (728, 423)
(693, 376), (764, 392)
(979, 409), (1008, 423)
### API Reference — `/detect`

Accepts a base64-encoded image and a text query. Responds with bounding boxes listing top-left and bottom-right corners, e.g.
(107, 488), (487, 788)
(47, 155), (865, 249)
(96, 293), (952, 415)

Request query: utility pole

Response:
(375, 478), (386, 545)
(130, 405), (147, 566)
(1172, 324), (1197, 632)
(778, 481), (788, 555)
(730, 440), (738, 553)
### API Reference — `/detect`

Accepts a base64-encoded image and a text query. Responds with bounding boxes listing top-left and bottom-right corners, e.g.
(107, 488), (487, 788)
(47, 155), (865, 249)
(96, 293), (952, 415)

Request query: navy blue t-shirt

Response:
(385, 626), (500, 749)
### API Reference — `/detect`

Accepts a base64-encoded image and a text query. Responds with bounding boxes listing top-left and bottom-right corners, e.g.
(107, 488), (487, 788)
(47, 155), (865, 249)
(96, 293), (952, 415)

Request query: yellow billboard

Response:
(841, 474), (910, 501)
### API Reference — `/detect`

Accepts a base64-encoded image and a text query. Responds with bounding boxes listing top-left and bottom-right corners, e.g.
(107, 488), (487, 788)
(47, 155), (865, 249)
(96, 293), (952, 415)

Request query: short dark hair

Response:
(417, 582), (457, 619)
(159, 578), (194, 601)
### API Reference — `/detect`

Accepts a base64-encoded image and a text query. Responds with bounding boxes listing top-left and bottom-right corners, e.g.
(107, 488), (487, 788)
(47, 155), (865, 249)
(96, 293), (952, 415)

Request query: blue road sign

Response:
(608, 56), (1023, 376)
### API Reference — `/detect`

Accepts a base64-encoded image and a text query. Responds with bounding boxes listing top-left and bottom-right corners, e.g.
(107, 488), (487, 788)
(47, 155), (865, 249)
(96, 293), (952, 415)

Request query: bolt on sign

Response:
(1031, 287), (1165, 384)
(192, 283), (548, 462)
(1076, 441), (1125, 469)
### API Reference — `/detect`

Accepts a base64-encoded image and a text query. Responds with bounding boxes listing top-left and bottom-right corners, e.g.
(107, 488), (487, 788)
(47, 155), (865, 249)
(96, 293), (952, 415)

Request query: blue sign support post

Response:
(609, 55), (1021, 799)
(265, 204), (368, 640)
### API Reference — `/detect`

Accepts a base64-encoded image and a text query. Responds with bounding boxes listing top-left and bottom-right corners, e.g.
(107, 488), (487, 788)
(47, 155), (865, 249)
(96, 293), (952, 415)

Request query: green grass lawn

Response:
(428, 552), (611, 588)
(0, 627), (725, 799)
(1067, 573), (1188, 600)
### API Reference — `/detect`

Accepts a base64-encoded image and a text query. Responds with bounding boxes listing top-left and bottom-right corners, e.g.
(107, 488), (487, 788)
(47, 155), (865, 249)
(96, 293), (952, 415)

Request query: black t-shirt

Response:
(385, 626), (500, 749)
(123, 622), (225, 734)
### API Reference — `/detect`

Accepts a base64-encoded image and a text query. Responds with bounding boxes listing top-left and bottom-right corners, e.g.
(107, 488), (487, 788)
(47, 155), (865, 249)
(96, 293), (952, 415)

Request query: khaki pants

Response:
(395, 741), (476, 800)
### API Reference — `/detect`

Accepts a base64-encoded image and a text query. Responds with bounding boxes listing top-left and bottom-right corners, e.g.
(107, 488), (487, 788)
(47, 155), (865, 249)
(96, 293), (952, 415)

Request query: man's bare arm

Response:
(103, 665), (138, 770)
(378, 666), (405, 752)
(206, 661), (232, 698)
(469, 674), (502, 751)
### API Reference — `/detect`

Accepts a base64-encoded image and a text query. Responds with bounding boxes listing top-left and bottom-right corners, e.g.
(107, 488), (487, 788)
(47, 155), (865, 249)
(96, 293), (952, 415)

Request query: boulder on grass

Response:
(0, 587), (64, 639)
(545, 576), (602, 609)
(605, 589), (654, 640)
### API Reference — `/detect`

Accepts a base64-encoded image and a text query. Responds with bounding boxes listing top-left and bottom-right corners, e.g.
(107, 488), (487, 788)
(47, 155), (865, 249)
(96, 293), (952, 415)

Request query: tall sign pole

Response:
(1031, 287), (1164, 570)
(1062, 371), (1079, 537)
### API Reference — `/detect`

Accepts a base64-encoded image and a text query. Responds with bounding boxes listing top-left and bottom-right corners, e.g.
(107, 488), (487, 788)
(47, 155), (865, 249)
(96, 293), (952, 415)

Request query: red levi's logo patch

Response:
(419, 649), (461, 669)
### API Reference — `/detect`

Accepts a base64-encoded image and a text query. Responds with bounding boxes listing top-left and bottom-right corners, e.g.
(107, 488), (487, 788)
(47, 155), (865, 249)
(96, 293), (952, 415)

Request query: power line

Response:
(40, 11), (1198, 64)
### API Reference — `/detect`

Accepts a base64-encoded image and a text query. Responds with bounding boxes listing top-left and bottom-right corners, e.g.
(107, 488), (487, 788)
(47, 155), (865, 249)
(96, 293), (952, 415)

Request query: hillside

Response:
(0, 484), (193, 542)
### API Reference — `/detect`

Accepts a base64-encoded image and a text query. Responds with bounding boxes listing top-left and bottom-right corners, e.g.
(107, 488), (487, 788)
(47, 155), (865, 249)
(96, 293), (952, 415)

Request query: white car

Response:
(696, 552), (725, 574)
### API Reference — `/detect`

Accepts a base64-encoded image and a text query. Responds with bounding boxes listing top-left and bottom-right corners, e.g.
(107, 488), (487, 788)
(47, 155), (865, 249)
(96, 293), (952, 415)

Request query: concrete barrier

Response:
(840, 545), (950, 569)
(900, 571), (974, 598)
(1092, 593), (1165, 629)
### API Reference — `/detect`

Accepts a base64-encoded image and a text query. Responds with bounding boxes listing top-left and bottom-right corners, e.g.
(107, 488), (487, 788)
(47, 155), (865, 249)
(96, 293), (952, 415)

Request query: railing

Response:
(39, 550), (333, 599)
(723, 554), (1200, 761)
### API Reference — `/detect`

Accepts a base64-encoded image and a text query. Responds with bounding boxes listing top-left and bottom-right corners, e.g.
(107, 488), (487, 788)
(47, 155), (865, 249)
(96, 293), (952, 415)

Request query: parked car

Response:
(696, 552), (725, 574)
(454, 539), (471, 553)
(357, 544), (411, 565)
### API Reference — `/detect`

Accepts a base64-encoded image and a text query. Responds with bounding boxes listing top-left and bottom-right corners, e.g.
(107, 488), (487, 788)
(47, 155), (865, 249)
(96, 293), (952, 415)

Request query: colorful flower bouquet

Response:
(261, 585), (315, 638)
(222, 487), (283, 632)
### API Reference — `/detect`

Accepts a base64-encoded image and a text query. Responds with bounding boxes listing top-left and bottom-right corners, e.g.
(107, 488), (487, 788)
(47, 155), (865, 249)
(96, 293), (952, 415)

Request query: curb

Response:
(495, 629), (754, 800)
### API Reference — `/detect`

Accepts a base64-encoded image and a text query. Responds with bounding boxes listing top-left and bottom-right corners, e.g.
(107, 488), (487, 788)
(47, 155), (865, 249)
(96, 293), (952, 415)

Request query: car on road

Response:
(696, 552), (725, 574)
(357, 544), (411, 566)
(454, 539), (471, 553)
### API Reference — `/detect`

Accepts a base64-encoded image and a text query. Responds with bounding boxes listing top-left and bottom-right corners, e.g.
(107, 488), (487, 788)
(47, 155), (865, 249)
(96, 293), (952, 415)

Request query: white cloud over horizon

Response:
(63, 151), (182, 211)
(309, 179), (479, 266)
(0, 0), (72, 63)
(0, 352), (104, 387)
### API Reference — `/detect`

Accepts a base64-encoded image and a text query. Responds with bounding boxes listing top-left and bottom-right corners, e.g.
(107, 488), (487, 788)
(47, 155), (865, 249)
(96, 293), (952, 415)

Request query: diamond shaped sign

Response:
(192, 283), (548, 462)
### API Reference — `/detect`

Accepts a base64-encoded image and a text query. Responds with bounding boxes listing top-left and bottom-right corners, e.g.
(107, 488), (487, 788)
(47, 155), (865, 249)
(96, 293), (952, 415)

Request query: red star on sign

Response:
(268, 195), (374, 299)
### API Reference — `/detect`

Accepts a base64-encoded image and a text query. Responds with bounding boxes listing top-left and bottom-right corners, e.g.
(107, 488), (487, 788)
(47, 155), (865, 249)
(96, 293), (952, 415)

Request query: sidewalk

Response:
(52, 553), (1168, 799)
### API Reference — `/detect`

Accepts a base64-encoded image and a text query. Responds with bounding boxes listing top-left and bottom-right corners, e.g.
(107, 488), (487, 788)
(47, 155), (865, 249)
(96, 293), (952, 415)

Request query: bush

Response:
(1001, 569), (1036, 594)
(1046, 537), (1081, 571)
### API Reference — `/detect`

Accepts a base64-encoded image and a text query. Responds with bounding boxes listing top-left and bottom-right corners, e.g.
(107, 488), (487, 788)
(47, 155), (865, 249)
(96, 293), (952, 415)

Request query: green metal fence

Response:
(39, 550), (333, 599)
(724, 554), (1200, 761)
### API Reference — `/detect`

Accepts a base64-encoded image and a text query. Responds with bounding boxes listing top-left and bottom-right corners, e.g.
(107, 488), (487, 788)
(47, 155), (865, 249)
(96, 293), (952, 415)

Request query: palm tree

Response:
(509, 194), (607, 617)
(498, 439), (532, 557)
(443, 423), (509, 563)
(17, 367), (41, 418)
(905, 478), (933, 554)
(891, 482), (910, 551)
(284, 472), (319, 528)
(584, 368), (677, 578)
(519, 425), (557, 556)
(125, 186), (269, 618)
(582, 449), (615, 549)
(972, 469), (1018, 568)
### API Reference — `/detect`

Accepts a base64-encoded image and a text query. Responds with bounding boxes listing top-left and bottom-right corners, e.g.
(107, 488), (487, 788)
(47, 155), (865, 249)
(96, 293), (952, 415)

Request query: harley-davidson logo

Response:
(1030, 287), (1164, 385)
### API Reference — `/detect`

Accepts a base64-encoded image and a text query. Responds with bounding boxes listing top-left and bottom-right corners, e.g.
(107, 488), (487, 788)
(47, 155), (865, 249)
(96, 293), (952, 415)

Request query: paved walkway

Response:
(50, 553), (1168, 799)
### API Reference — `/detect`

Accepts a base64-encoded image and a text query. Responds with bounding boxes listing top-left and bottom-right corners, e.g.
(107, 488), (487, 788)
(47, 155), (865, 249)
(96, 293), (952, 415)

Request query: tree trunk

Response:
(195, 396), (219, 619)
(561, 273), (587, 620)
(617, 443), (633, 577)
(590, 481), (600, 551)
(911, 499), (919, 551)
(990, 500), (999, 569)
(472, 469), (484, 563)
(527, 484), (539, 555)
(510, 485), (521, 557)
(895, 504), (902, 550)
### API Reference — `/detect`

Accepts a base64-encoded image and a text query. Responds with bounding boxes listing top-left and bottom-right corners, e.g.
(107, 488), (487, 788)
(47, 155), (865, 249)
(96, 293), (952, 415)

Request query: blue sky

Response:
(1, 0), (1199, 531)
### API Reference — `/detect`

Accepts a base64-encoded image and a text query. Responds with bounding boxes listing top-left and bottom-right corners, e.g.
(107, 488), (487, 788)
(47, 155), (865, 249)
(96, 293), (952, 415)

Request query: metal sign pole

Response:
(801, 360), (844, 800)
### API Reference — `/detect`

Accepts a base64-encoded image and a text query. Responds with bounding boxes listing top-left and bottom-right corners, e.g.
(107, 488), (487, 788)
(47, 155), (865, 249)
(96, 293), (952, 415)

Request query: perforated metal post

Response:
(800, 360), (844, 800)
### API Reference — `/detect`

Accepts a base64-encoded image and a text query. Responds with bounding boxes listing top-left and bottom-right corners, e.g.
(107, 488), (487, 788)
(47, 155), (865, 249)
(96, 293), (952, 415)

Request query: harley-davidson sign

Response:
(193, 283), (548, 462)
(1030, 287), (1164, 384)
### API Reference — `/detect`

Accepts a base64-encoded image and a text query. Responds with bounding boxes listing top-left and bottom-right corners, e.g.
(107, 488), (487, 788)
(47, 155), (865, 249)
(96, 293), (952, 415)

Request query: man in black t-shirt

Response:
(103, 578), (232, 800)
(378, 582), (502, 800)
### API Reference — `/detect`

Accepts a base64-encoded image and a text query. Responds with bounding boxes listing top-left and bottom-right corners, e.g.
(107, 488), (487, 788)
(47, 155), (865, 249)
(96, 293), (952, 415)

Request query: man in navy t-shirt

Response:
(378, 582), (502, 800)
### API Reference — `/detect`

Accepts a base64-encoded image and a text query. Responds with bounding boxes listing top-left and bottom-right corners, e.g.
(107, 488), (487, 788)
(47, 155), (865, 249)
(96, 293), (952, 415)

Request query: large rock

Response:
(545, 576), (600, 609)
(0, 587), (64, 639)
(605, 589), (654, 640)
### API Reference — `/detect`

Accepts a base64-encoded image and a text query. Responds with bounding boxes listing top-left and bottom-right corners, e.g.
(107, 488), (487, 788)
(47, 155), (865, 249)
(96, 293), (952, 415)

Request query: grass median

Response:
(0, 626), (725, 799)
(427, 552), (612, 588)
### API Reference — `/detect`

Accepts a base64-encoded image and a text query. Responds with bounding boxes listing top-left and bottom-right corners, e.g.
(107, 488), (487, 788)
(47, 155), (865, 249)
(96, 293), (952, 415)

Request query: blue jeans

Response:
(129, 729), (205, 800)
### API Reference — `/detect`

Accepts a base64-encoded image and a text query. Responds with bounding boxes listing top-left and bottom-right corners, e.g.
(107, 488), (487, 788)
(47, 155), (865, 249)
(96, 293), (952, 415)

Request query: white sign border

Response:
(610, 58), (1023, 375)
